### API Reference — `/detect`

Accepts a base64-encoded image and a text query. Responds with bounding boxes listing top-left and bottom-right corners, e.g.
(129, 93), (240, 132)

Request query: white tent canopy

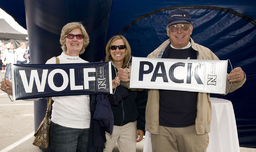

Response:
(0, 8), (28, 47)
(0, 8), (27, 34)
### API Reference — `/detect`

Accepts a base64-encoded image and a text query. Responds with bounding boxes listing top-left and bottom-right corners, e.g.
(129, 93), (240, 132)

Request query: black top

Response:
(159, 45), (198, 127)
(109, 64), (147, 131)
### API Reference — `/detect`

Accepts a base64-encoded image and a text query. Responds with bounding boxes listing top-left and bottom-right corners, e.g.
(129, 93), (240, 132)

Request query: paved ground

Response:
(0, 71), (255, 152)
(0, 71), (144, 152)
(0, 74), (43, 152)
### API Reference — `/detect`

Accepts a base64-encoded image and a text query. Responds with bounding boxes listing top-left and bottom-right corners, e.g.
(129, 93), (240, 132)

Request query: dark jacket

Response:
(109, 65), (147, 131)
(88, 94), (114, 152)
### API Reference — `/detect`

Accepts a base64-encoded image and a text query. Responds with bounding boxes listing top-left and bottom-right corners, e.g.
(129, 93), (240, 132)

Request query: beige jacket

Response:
(145, 38), (246, 135)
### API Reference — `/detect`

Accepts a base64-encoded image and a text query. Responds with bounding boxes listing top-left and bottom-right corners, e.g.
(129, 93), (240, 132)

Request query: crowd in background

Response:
(0, 42), (30, 73)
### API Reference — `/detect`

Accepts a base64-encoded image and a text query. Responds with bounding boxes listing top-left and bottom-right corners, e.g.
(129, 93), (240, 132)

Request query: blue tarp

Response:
(0, 0), (255, 148)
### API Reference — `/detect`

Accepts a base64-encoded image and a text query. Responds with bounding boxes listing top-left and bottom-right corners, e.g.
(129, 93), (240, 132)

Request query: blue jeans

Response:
(17, 61), (27, 64)
(5, 64), (12, 80)
(50, 122), (89, 152)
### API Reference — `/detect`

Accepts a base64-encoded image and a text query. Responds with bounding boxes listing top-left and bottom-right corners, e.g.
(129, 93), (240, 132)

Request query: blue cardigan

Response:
(88, 94), (114, 152)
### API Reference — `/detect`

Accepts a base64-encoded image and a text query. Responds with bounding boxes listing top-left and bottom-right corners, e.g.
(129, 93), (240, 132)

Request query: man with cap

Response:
(145, 8), (246, 152)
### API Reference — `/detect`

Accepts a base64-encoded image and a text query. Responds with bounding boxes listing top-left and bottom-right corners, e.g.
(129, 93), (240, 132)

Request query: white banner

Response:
(130, 57), (228, 94)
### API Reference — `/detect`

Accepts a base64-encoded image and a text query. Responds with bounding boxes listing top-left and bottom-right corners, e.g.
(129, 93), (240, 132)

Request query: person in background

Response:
(103, 35), (147, 152)
(145, 8), (246, 152)
(0, 22), (92, 152)
(24, 46), (30, 64)
(3, 44), (15, 80)
(1, 43), (7, 72)
(15, 42), (27, 64)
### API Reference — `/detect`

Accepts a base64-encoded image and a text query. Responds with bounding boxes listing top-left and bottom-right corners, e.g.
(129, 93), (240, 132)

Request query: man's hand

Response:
(228, 67), (245, 82)
(117, 68), (130, 82)
(136, 129), (144, 142)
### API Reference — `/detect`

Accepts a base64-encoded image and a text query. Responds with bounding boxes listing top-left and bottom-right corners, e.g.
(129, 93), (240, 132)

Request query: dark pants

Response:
(50, 122), (89, 152)
(17, 61), (27, 64)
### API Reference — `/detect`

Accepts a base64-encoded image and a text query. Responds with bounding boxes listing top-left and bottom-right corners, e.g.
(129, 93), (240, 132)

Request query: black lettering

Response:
(169, 62), (184, 83)
(151, 62), (168, 82)
(139, 61), (153, 81)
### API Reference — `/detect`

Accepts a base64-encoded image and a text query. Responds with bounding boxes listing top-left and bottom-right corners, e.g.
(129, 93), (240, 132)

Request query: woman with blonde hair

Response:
(1, 22), (91, 152)
(104, 35), (147, 152)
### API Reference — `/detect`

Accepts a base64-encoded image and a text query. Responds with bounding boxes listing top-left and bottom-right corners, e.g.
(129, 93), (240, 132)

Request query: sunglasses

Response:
(66, 34), (83, 40)
(169, 24), (191, 33)
(110, 45), (126, 50)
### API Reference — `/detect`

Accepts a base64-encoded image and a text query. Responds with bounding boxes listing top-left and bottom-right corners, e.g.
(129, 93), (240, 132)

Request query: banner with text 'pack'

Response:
(130, 57), (228, 94)
(12, 62), (112, 100)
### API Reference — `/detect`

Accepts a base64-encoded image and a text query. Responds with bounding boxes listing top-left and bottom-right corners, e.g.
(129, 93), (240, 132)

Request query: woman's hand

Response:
(136, 129), (144, 142)
(112, 77), (120, 89)
(0, 78), (13, 95)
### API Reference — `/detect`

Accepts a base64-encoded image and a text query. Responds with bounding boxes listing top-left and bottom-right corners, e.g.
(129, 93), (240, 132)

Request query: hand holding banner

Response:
(12, 62), (112, 100)
(130, 57), (228, 94)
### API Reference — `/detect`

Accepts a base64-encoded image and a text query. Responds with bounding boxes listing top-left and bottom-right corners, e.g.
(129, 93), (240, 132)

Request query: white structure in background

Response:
(0, 8), (27, 35)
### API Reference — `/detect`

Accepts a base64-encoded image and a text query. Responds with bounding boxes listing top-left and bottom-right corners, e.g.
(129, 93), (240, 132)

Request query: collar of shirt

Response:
(170, 42), (191, 50)
(62, 52), (79, 60)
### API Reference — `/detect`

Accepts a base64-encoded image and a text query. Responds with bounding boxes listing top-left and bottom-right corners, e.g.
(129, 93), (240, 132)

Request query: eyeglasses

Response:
(66, 34), (83, 40)
(169, 24), (191, 33)
(110, 45), (126, 50)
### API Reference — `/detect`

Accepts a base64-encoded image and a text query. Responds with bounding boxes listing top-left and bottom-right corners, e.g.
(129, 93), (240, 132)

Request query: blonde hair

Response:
(59, 22), (89, 54)
(105, 35), (131, 68)
(20, 42), (26, 46)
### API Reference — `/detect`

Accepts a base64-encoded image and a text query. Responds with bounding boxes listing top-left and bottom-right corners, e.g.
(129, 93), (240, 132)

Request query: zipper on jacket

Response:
(120, 101), (125, 126)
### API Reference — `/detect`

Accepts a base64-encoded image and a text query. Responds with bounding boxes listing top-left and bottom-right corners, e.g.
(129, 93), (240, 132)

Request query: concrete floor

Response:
(0, 71), (255, 152)
(0, 71), (144, 152)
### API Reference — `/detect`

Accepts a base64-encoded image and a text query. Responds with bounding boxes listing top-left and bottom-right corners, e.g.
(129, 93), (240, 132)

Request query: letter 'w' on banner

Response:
(130, 57), (228, 94)
(11, 62), (112, 100)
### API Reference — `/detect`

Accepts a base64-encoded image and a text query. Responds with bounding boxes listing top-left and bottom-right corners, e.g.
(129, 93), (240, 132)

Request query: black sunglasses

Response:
(110, 45), (126, 50)
(66, 34), (83, 40)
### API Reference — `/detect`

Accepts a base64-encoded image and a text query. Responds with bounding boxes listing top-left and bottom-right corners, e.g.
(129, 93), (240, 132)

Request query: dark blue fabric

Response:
(162, 42), (171, 58)
(50, 122), (89, 152)
(93, 94), (114, 134)
(108, 6), (255, 147)
(88, 94), (106, 152)
(87, 118), (105, 152)
(167, 8), (191, 27)
(108, 85), (129, 106)
(110, 65), (147, 131)
(110, 89), (147, 131)
(1, 0), (256, 148)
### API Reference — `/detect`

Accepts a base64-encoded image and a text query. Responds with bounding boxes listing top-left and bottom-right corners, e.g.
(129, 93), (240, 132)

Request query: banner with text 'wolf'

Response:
(12, 62), (112, 100)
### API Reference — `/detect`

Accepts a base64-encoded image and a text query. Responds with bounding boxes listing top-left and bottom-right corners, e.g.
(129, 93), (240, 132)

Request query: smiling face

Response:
(167, 23), (193, 48)
(110, 39), (126, 66)
(65, 28), (83, 56)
